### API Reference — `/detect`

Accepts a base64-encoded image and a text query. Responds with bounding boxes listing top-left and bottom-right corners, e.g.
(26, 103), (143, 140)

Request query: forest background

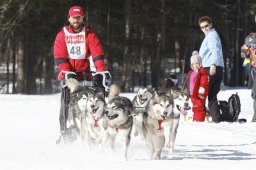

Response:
(0, 0), (256, 94)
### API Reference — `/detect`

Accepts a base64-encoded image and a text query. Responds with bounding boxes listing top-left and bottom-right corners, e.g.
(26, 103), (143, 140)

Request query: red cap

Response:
(68, 6), (84, 17)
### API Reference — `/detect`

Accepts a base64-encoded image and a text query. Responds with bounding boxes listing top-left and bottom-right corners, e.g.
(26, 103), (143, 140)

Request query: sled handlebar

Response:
(60, 70), (111, 92)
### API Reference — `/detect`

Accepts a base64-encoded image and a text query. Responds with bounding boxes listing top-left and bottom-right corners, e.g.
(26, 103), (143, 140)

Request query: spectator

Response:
(198, 16), (224, 123)
(241, 33), (256, 122)
(241, 44), (253, 88)
(187, 51), (209, 121)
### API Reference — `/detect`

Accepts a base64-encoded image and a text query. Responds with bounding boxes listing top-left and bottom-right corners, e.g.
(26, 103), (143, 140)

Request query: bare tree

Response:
(0, 0), (32, 93)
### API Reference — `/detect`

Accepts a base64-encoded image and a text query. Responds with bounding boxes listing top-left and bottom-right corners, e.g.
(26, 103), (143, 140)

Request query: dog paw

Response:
(166, 154), (174, 159)
(66, 123), (70, 128)
(66, 120), (74, 128)
(153, 156), (160, 160)
(168, 149), (174, 156)
(152, 153), (161, 160)
(134, 131), (138, 137)
(165, 143), (170, 148)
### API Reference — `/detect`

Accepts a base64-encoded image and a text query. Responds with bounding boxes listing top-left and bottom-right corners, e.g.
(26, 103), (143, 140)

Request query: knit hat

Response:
(245, 33), (256, 49)
(190, 51), (202, 65)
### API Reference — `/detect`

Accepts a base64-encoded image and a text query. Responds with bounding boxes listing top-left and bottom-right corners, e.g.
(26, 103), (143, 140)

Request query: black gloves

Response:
(93, 74), (104, 87)
(93, 72), (112, 92)
(66, 73), (77, 80)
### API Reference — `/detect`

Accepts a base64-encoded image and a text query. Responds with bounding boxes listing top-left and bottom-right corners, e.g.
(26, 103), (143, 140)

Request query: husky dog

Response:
(171, 90), (190, 115)
(67, 92), (82, 129)
(163, 89), (190, 156)
(76, 93), (90, 145)
(62, 90), (85, 143)
(104, 84), (133, 160)
(74, 87), (97, 146)
(132, 87), (153, 137)
(84, 90), (108, 146)
(143, 93), (174, 159)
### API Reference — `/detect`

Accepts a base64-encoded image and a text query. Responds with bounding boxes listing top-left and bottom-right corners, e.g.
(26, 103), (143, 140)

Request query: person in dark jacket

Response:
(241, 33), (256, 122)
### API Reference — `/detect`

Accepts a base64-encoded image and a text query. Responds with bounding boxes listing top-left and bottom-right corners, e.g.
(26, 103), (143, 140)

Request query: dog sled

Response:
(56, 70), (111, 144)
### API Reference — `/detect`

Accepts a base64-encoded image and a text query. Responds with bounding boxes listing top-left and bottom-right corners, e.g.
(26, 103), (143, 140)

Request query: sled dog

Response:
(132, 87), (153, 137)
(143, 92), (174, 159)
(84, 90), (108, 147)
(104, 84), (133, 160)
(73, 87), (99, 146)
(66, 92), (82, 129)
(64, 90), (86, 143)
(163, 89), (190, 156)
(169, 90), (190, 113)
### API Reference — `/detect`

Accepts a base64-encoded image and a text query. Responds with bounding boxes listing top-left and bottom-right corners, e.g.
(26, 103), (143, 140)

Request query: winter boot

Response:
(208, 97), (222, 123)
(192, 106), (206, 122)
(252, 100), (256, 122)
(252, 113), (256, 122)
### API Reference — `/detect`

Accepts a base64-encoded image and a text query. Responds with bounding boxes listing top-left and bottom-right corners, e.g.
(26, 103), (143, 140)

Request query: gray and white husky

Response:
(84, 90), (108, 147)
(60, 90), (87, 144)
(132, 87), (153, 137)
(163, 89), (190, 156)
(104, 84), (133, 160)
(142, 92), (174, 159)
(66, 91), (84, 129)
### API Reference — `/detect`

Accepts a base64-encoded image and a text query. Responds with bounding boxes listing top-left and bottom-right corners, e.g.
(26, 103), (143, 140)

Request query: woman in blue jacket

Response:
(198, 16), (224, 123)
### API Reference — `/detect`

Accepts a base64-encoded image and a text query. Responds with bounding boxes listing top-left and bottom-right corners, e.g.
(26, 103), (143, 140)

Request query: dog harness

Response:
(111, 115), (133, 132)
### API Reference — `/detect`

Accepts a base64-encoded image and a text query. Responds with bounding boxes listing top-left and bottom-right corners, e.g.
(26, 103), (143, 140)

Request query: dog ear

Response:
(66, 78), (79, 93)
(152, 89), (160, 98)
(176, 105), (181, 111)
(165, 90), (172, 97)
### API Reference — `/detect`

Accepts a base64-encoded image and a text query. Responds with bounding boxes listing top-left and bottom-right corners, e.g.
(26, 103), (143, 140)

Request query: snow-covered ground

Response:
(0, 87), (256, 170)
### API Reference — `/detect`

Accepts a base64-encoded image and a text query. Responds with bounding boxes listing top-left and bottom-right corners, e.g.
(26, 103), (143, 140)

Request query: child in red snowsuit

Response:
(189, 51), (209, 121)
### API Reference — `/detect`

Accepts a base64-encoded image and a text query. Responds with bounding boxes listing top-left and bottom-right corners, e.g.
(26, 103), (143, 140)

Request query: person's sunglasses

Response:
(200, 24), (209, 29)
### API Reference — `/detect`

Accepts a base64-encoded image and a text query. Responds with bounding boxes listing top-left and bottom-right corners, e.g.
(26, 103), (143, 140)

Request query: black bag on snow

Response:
(218, 100), (232, 122)
(218, 93), (241, 122)
(228, 93), (241, 122)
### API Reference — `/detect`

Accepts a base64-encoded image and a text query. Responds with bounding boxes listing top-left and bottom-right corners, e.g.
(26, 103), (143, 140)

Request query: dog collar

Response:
(112, 116), (133, 131)
(157, 120), (163, 130)
(170, 113), (180, 119)
(94, 120), (99, 127)
(133, 107), (149, 115)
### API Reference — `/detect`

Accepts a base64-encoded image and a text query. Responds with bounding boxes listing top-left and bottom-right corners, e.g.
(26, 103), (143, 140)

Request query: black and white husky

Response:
(104, 84), (134, 160)
(55, 89), (88, 145)
(132, 87), (153, 137)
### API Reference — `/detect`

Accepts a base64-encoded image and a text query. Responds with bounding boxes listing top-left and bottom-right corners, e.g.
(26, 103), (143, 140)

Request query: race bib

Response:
(63, 27), (86, 59)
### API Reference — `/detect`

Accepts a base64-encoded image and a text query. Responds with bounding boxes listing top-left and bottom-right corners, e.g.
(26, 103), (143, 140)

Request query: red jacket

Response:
(54, 25), (106, 80)
(184, 67), (209, 100)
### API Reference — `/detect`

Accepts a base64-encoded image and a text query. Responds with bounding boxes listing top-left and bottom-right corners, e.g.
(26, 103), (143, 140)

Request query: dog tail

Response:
(108, 84), (120, 101)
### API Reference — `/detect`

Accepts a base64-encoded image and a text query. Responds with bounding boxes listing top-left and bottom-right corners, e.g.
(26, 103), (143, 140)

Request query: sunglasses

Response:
(200, 24), (209, 29)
